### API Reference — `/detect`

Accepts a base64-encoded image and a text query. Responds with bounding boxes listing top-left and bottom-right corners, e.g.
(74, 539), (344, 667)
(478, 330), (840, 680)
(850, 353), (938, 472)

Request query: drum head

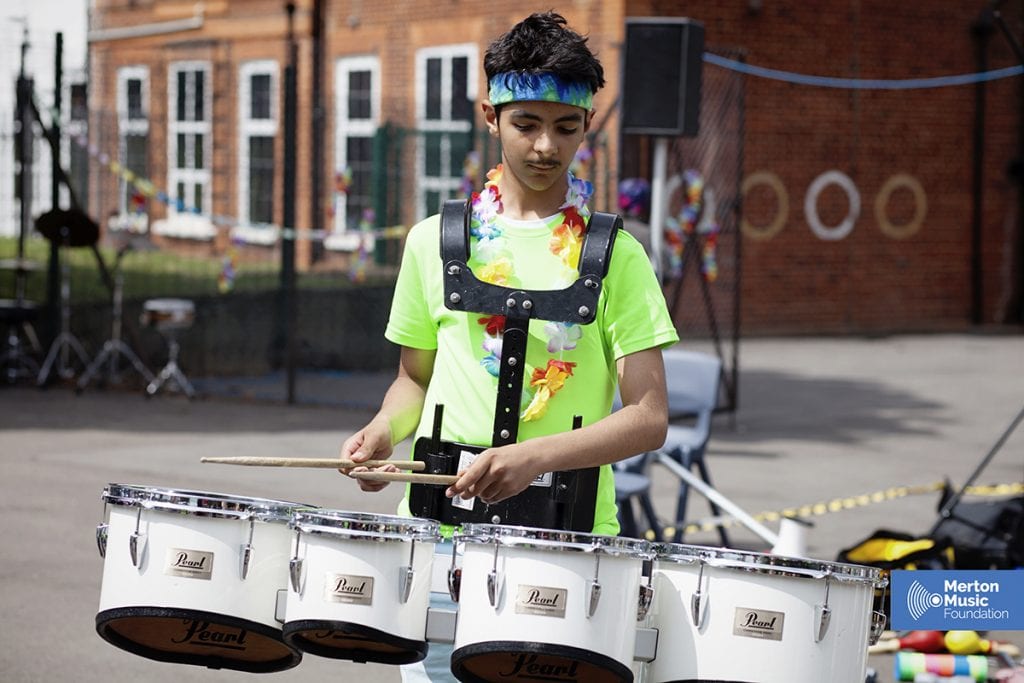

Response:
(282, 619), (428, 665)
(451, 641), (633, 683)
(95, 607), (301, 673)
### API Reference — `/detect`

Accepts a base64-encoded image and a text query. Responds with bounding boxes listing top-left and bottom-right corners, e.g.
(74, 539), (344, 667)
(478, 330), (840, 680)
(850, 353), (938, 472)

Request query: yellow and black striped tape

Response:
(652, 481), (1024, 541)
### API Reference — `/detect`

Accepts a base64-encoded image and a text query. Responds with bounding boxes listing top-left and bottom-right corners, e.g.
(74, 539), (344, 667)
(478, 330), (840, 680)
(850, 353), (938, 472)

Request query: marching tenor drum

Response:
(645, 544), (887, 683)
(283, 509), (441, 664)
(450, 524), (654, 683)
(94, 484), (312, 673)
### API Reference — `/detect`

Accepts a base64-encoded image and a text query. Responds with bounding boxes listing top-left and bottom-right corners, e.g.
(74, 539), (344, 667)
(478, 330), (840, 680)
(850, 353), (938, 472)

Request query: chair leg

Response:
(694, 457), (732, 546)
(618, 499), (638, 538)
(637, 492), (663, 541)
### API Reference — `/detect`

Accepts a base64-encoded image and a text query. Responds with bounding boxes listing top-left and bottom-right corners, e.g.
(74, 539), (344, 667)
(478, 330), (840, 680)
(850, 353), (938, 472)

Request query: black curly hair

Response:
(484, 11), (605, 98)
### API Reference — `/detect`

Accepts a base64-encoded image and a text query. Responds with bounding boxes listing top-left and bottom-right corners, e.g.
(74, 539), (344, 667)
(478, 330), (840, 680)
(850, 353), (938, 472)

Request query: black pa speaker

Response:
(622, 18), (705, 137)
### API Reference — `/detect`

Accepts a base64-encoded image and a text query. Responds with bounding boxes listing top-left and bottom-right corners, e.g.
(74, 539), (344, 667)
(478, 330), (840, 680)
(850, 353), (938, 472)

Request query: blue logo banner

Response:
(891, 569), (1024, 630)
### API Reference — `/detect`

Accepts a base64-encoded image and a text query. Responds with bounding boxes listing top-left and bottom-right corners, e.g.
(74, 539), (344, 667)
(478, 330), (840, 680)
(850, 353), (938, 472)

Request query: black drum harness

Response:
(407, 199), (621, 532)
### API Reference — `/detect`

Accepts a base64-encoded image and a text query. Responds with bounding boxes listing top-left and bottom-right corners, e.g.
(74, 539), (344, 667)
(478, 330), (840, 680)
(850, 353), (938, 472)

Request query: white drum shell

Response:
(454, 542), (644, 671)
(97, 504), (292, 630)
(285, 532), (437, 642)
(647, 552), (877, 683)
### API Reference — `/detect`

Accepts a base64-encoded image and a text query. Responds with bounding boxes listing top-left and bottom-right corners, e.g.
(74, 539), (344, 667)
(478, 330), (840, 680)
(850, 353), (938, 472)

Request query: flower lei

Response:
(469, 164), (593, 422)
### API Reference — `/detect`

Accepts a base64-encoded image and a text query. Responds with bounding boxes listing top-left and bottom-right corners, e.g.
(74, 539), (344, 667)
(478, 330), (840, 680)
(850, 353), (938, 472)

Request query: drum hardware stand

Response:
(655, 450), (781, 548)
(408, 200), (622, 531)
(36, 225), (91, 386)
(142, 300), (197, 399)
(76, 243), (155, 392)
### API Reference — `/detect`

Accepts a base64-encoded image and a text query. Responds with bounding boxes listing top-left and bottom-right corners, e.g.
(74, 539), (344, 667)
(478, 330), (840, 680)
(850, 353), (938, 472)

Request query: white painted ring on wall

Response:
(874, 173), (927, 239)
(740, 170), (788, 241)
(804, 170), (860, 241)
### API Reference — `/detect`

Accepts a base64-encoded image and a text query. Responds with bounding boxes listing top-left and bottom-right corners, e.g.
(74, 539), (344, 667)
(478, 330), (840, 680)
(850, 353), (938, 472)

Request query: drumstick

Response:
(200, 456), (425, 471)
(350, 471), (459, 485)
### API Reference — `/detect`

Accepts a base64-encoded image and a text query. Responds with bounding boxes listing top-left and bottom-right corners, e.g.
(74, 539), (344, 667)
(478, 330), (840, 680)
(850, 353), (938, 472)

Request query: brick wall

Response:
(88, 0), (1023, 334)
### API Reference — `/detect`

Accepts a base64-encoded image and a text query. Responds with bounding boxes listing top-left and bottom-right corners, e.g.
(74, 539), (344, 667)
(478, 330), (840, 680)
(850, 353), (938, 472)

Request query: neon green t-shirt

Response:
(385, 210), (679, 535)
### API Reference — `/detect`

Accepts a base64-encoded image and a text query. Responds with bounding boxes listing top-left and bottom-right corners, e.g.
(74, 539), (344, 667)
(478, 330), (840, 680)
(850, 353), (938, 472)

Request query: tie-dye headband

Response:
(488, 72), (593, 110)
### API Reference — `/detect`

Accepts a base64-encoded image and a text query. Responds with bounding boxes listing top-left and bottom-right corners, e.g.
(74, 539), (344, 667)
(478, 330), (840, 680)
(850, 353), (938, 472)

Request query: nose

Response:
(534, 128), (557, 156)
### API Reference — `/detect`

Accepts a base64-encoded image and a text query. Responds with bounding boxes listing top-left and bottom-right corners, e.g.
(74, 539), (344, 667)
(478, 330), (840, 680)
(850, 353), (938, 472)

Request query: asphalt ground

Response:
(1, 332), (1022, 682)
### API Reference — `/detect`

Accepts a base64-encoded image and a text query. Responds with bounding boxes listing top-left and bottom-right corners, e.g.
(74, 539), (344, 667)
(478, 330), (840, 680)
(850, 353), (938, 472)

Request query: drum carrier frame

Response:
(408, 199), (621, 532)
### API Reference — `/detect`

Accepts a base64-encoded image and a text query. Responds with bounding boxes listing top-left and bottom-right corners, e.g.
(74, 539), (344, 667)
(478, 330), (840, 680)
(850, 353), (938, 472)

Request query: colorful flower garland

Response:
(468, 164), (593, 422)
(664, 169), (719, 282)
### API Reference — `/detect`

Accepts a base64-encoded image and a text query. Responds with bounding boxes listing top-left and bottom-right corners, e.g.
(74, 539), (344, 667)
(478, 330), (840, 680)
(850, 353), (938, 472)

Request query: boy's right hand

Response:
(339, 420), (396, 492)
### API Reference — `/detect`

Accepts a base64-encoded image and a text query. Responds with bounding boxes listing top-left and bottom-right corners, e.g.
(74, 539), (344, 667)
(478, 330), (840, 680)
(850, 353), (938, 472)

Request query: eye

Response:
(559, 126), (579, 135)
(512, 123), (534, 132)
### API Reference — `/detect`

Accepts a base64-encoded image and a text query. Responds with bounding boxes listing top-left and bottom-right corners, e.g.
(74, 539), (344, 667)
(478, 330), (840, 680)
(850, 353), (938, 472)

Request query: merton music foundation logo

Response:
(891, 570), (1024, 630)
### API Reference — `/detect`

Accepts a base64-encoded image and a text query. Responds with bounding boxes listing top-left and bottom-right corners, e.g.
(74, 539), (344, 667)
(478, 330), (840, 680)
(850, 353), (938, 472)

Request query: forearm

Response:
(371, 373), (428, 445)
(526, 400), (667, 473)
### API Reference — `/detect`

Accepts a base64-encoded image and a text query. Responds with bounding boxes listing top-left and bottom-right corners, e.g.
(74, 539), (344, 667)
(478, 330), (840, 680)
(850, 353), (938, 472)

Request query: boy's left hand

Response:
(444, 443), (539, 504)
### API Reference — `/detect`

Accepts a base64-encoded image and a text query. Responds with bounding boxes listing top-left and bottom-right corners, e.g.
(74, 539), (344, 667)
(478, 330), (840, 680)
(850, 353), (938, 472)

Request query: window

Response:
(332, 55), (380, 242)
(238, 61), (277, 226)
(167, 62), (211, 217)
(116, 66), (149, 229)
(415, 45), (477, 220)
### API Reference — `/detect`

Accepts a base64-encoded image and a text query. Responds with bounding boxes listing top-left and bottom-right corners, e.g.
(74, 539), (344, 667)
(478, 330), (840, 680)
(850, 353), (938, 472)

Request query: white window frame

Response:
(330, 54), (380, 247)
(162, 60), (213, 239)
(414, 43), (477, 220)
(113, 65), (149, 232)
(237, 60), (278, 228)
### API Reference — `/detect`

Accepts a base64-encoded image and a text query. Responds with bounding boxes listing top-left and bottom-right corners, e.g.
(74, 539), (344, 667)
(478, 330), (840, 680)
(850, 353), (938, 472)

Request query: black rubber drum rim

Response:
(451, 640), (634, 683)
(95, 606), (302, 673)
(282, 619), (429, 664)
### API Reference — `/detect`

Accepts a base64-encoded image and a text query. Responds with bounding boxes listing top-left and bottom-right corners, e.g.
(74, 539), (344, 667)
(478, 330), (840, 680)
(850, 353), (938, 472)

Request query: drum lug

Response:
(240, 519), (255, 580)
(486, 540), (502, 609)
(447, 567), (462, 602)
(587, 580), (602, 618)
(129, 507), (146, 568)
(129, 530), (145, 568)
(241, 544), (253, 580)
(814, 572), (833, 642)
(486, 569), (503, 609)
(95, 523), (108, 558)
(399, 566), (415, 604)
(690, 560), (708, 628)
(447, 541), (462, 602)
(587, 552), (602, 618)
(814, 604), (832, 642)
(637, 582), (654, 621)
(868, 610), (887, 645)
(289, 557), (304, 594)
(289, 528), (304, 594)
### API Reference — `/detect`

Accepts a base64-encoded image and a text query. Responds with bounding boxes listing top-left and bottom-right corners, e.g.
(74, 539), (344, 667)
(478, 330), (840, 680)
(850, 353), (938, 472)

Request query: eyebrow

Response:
(506, 109), (584, 124)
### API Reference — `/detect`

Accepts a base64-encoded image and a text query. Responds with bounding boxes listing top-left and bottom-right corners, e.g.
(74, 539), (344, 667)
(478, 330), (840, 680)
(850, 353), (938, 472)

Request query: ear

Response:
(482, 101), (500, 136)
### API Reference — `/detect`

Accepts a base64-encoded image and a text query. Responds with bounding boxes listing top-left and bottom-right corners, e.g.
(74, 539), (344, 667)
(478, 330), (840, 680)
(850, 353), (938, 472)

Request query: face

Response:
(483, 99), (593, 196)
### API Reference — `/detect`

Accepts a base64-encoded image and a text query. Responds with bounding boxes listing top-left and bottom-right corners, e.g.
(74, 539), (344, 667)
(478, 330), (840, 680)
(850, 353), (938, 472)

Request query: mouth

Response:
(528, 162), (560, 173)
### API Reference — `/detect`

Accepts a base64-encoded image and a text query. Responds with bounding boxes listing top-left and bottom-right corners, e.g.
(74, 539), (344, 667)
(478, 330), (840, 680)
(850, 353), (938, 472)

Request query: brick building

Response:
(86, 0), (1023, 334)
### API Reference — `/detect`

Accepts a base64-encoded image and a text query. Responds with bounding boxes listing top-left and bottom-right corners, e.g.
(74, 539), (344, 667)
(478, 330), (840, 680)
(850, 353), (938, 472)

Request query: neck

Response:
(496, 172), (569, 221)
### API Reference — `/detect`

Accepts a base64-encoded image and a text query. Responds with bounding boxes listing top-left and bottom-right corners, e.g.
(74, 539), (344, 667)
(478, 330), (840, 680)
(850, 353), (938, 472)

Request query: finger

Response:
(446, 468), (479, 499)
(478, 482), (507, 505)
